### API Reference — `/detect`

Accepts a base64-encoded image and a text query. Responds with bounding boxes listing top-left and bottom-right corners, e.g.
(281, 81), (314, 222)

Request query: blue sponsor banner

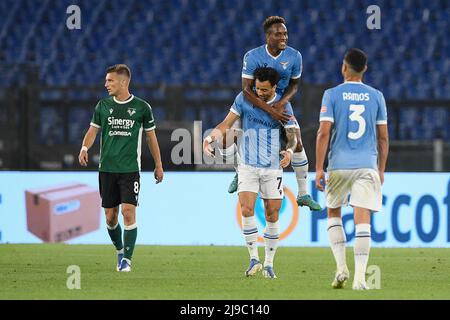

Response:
(0, 172), (449, 247)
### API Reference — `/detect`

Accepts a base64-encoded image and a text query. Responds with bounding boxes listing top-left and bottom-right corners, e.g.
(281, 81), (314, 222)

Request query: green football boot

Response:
(228, 173), (238, 194)
(297, 194), (322, 211)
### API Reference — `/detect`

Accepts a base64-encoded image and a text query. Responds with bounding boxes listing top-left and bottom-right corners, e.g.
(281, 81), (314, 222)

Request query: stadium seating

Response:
(1, 0), (449, 140)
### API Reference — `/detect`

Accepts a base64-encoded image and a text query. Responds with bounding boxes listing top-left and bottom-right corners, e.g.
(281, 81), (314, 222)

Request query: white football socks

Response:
(242, 216), (259, 260)
(292, 149), (309, 197)
(354, 223), (371, 283)
(327, 217), (347, 272)
(263, 221), (279, 267)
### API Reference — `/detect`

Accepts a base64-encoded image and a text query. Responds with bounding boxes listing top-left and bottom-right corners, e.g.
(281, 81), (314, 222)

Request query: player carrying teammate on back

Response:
(204, 67), (298, 278)
(223, 16), (321, 212)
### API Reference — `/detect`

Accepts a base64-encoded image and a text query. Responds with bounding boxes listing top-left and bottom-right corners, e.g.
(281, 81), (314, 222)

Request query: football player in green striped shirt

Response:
(78, 64), (164, 272)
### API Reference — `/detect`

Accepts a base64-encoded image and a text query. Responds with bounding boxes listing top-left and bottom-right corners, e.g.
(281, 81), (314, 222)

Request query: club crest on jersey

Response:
(280, 61), (289, 70)
(127, 108), (136, 116)
(109, 108), (113, 114)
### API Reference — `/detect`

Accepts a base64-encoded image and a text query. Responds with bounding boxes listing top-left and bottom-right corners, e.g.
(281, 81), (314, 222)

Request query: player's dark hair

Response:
(344, 48), (367, 73)
(106, 64), (131, 78)
(254, 67), (280, 87)
(263, 16), (286, 34)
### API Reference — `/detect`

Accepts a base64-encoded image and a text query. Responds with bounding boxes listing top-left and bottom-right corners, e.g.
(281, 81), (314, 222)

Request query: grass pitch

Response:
(0, 244), (449, 299)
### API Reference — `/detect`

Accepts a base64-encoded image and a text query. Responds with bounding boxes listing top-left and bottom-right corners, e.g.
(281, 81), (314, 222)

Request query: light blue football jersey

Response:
(319, 81), (388, 170)
(231, 92), (298, 168)
(242, 45), (302, 95)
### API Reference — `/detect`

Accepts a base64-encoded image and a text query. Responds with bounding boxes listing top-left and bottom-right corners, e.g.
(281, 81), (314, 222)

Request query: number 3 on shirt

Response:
(348, 104), (366, 140)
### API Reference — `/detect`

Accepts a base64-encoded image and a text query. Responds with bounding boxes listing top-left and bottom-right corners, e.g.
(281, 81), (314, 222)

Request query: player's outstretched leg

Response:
(242, 216), (262, 276)
(352, 223), (371, 290)
(262, 221), (279, 279)
(328, 216), (349, 288)
(292, 149), (322, 211)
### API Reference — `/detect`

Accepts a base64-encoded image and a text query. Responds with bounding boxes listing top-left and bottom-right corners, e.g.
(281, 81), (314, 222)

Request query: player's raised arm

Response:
(242, 78), (291, 123)
(377, 124), (389, 184)
(78, 125), (99, 166)
(272, 78), (299, 110)
(273, 49), (302, 111)
(203, 111), (239, 157)
(315, 121), (332, 191)
(145, 130), (164, 184)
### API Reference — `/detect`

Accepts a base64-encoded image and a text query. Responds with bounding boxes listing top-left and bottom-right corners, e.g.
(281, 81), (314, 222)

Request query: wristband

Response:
(205, 136), (213, 144)
(286, 148), (294, 155)
(81, 146), (88, 152)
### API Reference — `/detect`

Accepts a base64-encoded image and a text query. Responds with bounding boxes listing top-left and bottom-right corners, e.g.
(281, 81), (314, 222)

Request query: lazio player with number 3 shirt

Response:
(225, 16), (321, 212)
(315, 49), (389, 290)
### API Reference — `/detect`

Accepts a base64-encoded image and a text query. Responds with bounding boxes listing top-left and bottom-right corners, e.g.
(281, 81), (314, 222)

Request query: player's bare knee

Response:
(240, 205), (255, 217)
(327, 207), (341, 218)
(106, 216), (118, 227)
(293, 128), (303, 151)
(122, 208), (134, 217)
(121, 205), (136, 224)
(123, 215), (136, 226)
(104, 207), (119, 226)
(265, 205), (280, 222)
(354, 207), (371, 224)
(265, 211), (279, 223)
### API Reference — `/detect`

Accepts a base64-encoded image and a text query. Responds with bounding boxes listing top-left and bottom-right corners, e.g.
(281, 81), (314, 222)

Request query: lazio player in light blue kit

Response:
(204, 68), (298, 279)
(224, 16), (321, 212)
(230, 90), (297, 169)
(315, 49), (389, 290)
(242, 38), (302, 97)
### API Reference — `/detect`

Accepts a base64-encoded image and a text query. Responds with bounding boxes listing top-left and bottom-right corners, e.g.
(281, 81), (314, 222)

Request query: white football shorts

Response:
(237, 163), (284, 200)
(326, 168), (382, 212)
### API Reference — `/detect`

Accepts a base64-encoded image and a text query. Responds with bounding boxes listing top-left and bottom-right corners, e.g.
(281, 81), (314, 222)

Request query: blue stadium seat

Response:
(39, 107), (64, 145)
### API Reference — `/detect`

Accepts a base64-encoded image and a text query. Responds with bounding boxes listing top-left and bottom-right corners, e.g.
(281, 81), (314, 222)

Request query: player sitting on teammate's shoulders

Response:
(223, 15), (321, 212)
